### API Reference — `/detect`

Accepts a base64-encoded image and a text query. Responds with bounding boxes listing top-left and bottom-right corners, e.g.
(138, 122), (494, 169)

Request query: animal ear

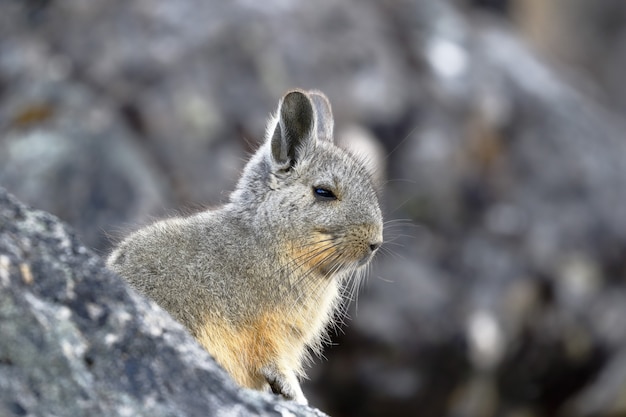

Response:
(309, 90), (334, 142)
(270, 90), (315, 167)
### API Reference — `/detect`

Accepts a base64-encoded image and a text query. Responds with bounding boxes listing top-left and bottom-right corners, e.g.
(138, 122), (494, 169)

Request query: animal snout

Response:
(343, 222), (383, 267)
(369, 241), (382, 253)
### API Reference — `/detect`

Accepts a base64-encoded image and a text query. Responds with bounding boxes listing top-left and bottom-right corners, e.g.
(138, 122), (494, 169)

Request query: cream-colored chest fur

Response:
(194, 277), (339, 390)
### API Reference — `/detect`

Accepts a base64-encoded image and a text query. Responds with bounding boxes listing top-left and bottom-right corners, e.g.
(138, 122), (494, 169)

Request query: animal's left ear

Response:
(270, 90), (315, 168)
(309, 90), (334, 142)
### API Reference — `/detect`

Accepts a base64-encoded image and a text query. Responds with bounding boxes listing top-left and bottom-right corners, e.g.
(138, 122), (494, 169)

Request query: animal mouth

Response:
(323, 247), (376, 277)
(289, 231), (380, 278)
(357, 252), (373, 267)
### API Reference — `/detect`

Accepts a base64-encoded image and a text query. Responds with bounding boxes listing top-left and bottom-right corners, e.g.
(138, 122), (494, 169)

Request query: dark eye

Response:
(313, 187), (337, 201)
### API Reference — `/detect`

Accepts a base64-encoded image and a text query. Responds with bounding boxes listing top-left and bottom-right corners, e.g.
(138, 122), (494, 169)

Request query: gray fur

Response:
(107, 89), (383, 405)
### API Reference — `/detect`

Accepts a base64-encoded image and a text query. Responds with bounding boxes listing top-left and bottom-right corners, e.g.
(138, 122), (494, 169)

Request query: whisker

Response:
(384, 234), (417, 243)
(264, 231), (382, 359)
(383, 218), (417, 225)
(283, 244), (345, 317)
(273, 239), (338, 280)
(383, 125), (419, 161)
(380, 178), (419, 186)
(376, 275), (395, 283)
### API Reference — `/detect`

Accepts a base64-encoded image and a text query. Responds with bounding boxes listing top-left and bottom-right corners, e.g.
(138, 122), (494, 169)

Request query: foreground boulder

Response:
(0, 187), (326, 417)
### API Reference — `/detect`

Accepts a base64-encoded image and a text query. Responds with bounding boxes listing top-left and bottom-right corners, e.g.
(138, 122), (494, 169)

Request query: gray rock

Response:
(511, 0), (626, 115)
(0, 187), (327, 417)
(0, 127), (170, 252)
(309, 3), (626, 417)
(0, 20), (171, 251)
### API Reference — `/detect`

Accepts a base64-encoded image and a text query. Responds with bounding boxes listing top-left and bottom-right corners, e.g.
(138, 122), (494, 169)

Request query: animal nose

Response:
(369, 241), (382, 253)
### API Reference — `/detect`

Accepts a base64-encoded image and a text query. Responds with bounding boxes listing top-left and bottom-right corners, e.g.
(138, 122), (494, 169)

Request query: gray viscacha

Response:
(107, 89), (383, 404)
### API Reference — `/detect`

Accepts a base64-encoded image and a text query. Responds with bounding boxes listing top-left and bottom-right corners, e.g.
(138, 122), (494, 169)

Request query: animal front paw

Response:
(262, 366), (308, 405)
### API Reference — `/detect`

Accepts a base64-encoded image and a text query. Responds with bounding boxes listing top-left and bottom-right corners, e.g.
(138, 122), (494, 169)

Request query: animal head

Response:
(232, 89), (383, 277)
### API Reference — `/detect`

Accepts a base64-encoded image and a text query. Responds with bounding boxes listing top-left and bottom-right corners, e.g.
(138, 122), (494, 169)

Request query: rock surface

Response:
(0, 187), (327, 417)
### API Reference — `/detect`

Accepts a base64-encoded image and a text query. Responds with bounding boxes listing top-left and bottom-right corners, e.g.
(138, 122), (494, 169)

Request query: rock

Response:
(511, 0), (626, 114)
(32, 0), (409, 205)
(308, 3), (626, 417)
(0, 127), (170, 251)
(0, 187), (327, 417)
(0, 20), (171, 251)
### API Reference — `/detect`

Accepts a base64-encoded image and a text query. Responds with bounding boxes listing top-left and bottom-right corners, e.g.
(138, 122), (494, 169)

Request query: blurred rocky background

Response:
(1, 0), (626, 416)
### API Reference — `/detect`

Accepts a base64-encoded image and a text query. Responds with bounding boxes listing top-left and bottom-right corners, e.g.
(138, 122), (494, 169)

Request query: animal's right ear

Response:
(309, 90), (334, 142)
(270, 90), (315, 168)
